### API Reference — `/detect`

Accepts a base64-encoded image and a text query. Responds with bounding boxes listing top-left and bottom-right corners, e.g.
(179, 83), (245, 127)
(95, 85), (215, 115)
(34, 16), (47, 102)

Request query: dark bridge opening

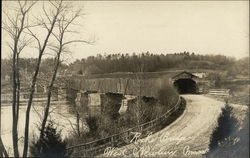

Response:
(174, 79), (197, 94)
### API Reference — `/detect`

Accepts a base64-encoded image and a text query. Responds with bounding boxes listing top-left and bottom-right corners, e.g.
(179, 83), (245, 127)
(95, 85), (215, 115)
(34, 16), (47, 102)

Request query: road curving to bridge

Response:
(103, 95), (227, 158)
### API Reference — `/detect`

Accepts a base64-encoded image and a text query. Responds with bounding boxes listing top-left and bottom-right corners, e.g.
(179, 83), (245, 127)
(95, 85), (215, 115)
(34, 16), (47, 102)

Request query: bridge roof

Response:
(172, 71), (198, 80)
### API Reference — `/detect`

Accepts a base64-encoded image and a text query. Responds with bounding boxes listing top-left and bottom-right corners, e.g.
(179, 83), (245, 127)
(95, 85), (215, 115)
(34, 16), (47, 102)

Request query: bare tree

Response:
(22, 1), (65, 156)
(39, 3), (93, 139)
(134, 55), (147, 126)
(2, 1), (36, 156)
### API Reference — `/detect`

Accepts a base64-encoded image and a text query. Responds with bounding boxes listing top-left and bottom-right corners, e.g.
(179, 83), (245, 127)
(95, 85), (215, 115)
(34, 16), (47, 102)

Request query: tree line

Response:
(66, 52), (245, 75)
(2, 53), (248, 80)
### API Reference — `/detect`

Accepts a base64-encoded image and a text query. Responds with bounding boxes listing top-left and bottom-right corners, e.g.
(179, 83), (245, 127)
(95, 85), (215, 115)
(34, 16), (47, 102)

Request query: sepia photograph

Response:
(1, 0), (249, 157)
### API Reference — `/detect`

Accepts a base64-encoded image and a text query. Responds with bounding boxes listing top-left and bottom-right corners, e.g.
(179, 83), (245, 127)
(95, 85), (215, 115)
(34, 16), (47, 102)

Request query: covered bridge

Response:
(171, 71), (199, 94)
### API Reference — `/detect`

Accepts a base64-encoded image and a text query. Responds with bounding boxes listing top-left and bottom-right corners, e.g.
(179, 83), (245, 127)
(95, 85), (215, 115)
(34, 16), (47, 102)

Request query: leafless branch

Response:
(24, 28), (41, 51)
(3, 10), (17, 28)
(18, 37), (33, 54)
(64, 30), (80, 34)
(55, 111), (79, 135)
(42, 3), (52, 23)
(6, 42), (14, 52)
(62, 40), (95, 47)
(31, 104), (43, 122)
(49, 0), (61, 10)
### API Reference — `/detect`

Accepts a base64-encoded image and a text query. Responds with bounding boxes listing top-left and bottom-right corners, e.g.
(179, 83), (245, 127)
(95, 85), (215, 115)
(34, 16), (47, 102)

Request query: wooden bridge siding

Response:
(69, 77), (167, 97)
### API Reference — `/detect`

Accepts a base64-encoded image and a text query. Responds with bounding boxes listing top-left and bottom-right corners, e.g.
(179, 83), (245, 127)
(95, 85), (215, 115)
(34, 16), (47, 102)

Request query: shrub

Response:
(232, 112), (249, 158)
(156, 85), (178, 111)
(30, 121), (68, 158)
(206, 102), (241, 158)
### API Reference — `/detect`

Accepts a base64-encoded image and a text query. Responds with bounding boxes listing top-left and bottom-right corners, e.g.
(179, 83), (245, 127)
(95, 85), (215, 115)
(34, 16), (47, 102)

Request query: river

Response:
(1, 102), (77, 156)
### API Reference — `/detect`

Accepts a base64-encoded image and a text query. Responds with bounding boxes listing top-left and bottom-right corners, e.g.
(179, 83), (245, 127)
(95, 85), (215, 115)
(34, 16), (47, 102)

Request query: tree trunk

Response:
(16, 53), (20, 128)
(40, 53), (61, 139)
(0, 137), (9, 158)
(22, 52), (43, 157)
(76, 112), (80, 136)
(12, 46), (19, 157)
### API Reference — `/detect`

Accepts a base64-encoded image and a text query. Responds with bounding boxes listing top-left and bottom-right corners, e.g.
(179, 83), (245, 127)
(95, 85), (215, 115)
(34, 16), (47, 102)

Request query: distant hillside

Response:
(66, 52), (248, 79)
(1, 52), (248, 81)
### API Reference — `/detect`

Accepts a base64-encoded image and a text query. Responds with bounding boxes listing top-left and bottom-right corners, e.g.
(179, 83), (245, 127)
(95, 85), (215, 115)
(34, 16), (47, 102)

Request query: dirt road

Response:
(103, 95), (226, 158)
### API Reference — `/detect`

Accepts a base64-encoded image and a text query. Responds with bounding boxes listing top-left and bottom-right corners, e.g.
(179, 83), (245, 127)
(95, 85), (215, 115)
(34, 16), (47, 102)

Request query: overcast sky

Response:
(2, 1), (249, 62)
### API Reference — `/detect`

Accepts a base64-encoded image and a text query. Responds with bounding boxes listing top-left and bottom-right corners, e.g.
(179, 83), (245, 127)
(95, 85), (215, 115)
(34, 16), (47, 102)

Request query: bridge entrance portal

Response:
(174, 78), (197, 94)
(171, 71), (199, 94)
